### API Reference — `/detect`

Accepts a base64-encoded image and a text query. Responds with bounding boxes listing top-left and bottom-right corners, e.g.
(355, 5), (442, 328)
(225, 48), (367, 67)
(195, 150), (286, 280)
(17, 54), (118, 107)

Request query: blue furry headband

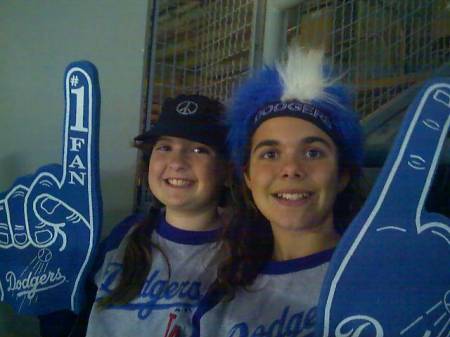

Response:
(227, 47), (364, 175)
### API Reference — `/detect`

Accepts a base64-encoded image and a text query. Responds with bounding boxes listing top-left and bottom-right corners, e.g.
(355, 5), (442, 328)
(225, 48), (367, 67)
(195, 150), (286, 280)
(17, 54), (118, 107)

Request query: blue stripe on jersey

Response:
(260, 248), (334, 275)
(156, 217), (221, 245)
(91, 213), (145, 276)
(191, 285), (226, 337)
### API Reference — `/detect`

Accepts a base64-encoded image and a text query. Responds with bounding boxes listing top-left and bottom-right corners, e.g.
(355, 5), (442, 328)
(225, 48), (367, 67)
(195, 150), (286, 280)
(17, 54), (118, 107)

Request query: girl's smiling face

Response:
(149, 136), (225, 216)
(244, 117), (349, 239)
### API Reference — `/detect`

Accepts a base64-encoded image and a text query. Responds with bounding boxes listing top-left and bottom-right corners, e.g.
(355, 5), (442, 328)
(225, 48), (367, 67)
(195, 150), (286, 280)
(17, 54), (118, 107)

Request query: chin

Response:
(163, 198), (190, 208)
(269, 217), (300, 230)
(269, 215), (320, 233)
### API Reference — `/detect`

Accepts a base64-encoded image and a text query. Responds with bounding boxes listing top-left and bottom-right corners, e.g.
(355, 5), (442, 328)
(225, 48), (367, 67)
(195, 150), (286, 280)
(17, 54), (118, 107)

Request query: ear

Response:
(243, 170), (252, 191)
(337, 169), (351, 193)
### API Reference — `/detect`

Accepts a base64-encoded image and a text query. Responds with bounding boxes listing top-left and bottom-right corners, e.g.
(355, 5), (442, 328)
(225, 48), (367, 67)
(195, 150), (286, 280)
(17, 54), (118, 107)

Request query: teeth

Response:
(167, 178), (191, 186)
(276, 192), (310, 200)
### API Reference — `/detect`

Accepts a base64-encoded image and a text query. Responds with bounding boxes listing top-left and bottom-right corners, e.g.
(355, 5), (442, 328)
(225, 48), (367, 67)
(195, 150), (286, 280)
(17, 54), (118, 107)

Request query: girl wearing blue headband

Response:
(191, 47), (366, 336)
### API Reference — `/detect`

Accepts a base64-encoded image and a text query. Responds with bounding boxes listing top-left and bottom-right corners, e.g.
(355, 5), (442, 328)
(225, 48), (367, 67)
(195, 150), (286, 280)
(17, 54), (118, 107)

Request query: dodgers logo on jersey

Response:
(315, 78), (450, 336)
(100, 263), (202, 320)
(226, 306), (316, 337)
(0, 61), (102, 315)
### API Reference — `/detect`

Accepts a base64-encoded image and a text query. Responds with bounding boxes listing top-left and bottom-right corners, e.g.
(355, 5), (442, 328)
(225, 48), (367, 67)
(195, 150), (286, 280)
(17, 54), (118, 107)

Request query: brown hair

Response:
(96, 202), (168, 307)
(96, 140), (165, 307)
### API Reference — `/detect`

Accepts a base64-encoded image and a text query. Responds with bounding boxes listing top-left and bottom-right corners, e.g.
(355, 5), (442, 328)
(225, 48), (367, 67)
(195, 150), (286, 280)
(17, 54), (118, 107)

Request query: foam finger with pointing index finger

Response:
(25, 62), (101, 244)
(0, 61), (102, 315)
(316, 78), (450, 337)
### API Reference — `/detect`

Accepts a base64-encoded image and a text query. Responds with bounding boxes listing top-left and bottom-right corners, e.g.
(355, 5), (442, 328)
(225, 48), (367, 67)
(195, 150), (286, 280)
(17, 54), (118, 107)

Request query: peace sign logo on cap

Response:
(176, 100), (198, 115)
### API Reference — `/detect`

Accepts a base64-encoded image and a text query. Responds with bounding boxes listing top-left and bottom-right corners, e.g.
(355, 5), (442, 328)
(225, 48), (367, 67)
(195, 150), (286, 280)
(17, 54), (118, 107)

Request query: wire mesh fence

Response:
(147, 0), (449, 121)
(148, 0), (255, 124)
(285, 0), (449, 118)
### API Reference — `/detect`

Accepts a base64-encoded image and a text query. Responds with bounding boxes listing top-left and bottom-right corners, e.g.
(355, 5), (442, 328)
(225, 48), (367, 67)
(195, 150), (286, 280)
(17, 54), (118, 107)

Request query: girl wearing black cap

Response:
(190, 47), (366, 336)
(80, 94), (229, 337)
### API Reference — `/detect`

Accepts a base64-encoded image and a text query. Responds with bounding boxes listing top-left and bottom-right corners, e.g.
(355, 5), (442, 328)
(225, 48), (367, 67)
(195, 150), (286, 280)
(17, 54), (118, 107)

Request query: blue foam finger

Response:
(0, 61), (102, 315)
(316, 78), (450, 336)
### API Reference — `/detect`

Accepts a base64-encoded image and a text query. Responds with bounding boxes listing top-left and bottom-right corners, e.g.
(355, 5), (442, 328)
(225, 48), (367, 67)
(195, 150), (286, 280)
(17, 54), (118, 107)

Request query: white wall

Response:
(0, 0), (149, 335)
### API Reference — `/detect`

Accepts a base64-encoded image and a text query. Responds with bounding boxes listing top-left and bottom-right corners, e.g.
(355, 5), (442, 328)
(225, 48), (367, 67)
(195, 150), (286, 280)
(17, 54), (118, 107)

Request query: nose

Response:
(280, 156), (306, 179)
(168, 150), (188, 171)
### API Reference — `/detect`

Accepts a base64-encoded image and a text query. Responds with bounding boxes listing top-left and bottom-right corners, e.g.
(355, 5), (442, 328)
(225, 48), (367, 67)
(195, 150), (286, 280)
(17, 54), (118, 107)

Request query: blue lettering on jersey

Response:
(98, 262), (202, 319)
(227, 306), (316, 337)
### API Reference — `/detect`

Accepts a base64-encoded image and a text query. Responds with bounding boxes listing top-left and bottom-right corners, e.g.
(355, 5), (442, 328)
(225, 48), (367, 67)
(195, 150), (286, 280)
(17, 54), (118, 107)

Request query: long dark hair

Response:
(213, 155), (366, 300)
(97, 201), (168, 307)
(97, 141), (169, 307)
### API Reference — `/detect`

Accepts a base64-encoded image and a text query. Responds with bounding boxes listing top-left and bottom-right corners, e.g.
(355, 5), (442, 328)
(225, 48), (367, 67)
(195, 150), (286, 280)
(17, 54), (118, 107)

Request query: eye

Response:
(192, 146), (211, 155)
(154, 144), (171, 152)
(305, 148), (323, 159)
(260, 150), (278, 160)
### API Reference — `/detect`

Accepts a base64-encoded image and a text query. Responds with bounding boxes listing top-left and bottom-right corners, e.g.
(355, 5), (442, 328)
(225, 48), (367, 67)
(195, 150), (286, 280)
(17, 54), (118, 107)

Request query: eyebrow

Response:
(252, 139), (279, 154)
(303, 136), (334, 149)
(157, 136), (172, 142)
(252, 136), (333, 153)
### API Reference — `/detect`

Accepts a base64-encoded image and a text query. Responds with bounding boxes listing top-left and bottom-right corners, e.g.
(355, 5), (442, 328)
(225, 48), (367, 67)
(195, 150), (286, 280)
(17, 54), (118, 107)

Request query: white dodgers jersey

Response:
(86, 213), (222, 337)
(192, 249), (334, 337)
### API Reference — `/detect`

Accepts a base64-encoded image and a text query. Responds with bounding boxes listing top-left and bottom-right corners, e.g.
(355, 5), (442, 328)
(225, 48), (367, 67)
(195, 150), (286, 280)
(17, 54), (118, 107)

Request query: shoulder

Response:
(103, 213), (146, 247)
(91, 213), (147, 272)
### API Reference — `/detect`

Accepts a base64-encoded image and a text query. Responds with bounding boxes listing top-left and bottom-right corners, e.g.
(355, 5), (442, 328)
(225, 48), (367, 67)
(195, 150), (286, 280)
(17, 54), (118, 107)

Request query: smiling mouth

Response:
(273, 192), (312, 201)
(165, 178), (194, 187)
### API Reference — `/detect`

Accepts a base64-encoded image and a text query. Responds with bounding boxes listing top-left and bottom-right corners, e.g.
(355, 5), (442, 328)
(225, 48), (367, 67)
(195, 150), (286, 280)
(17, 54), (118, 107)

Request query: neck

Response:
(165, 207), (221, 232)
(271, 224), (340, 261)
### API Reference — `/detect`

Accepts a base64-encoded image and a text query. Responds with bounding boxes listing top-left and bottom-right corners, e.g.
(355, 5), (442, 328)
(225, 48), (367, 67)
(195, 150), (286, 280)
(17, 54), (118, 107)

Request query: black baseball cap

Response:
(135, 94), (227, 154)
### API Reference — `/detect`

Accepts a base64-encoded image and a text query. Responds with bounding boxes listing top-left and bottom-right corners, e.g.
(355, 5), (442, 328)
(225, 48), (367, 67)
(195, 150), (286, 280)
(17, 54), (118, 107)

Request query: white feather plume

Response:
(277, 46), (334, 103)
